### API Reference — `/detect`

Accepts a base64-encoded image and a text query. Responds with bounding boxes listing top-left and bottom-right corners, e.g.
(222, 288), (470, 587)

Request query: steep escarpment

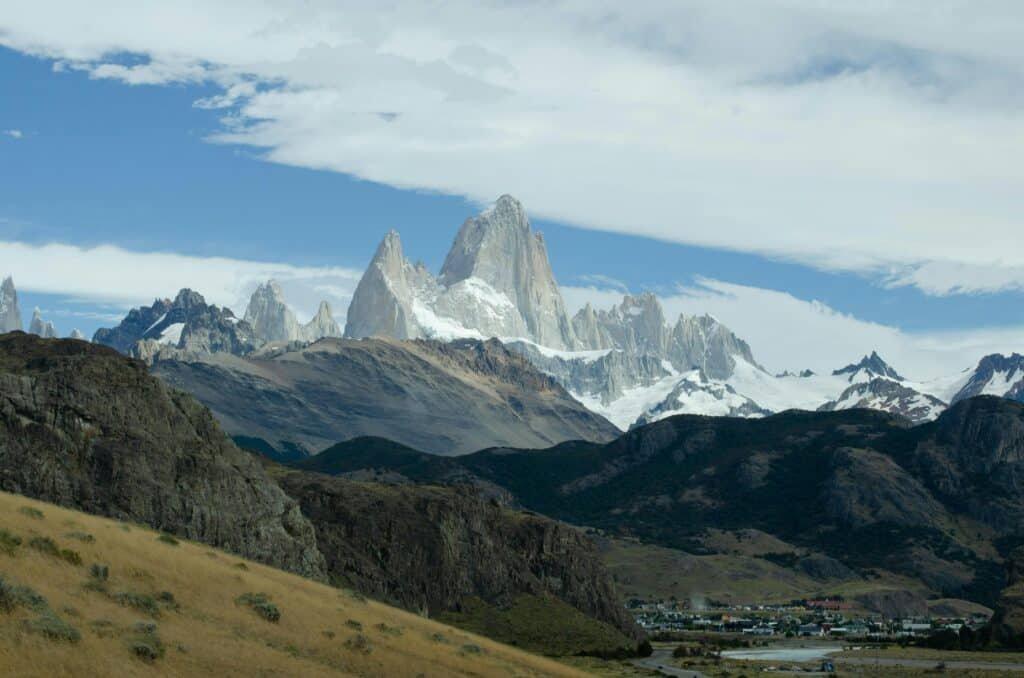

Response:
(277, 471), (640, 654)
(0, 332), (325, 579)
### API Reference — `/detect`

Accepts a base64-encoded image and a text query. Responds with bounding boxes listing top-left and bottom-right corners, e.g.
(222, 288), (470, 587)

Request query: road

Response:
(630, 649), (708, 677)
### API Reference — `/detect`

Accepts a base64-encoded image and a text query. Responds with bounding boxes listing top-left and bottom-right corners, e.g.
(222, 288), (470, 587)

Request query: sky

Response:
(1, 1), (1023, 380)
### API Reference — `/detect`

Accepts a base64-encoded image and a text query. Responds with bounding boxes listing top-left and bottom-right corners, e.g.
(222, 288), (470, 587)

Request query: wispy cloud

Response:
(0, 240), (362, 323)
(2, 3), (1024, 295)
(2, 129), (23, 139)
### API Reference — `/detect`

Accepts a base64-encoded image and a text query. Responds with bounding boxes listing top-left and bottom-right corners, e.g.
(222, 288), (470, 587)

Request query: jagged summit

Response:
(833, 350), (904, 382)
(950, 353), (1024, 405)
(244, 280), (299, 344)
(28, 308), (57, 338)
(0, 276), (22, 333)
(346, 196), (576, 349)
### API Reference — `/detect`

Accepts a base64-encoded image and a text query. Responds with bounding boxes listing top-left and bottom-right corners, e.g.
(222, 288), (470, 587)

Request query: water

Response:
(721, 645), (844, 662)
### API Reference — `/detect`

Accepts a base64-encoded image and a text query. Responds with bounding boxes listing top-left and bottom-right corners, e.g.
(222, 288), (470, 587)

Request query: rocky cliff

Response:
(243, 279), (299, 343)
(0, 277), (21, 333)
(0, 332), (325, 579)
(990, 547), (1024, 647)
(278, 471), (640, 650)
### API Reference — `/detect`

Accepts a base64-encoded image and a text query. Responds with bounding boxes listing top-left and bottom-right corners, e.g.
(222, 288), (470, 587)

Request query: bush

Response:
(237, 592), (280, 623)
(0, 528), (22, 556)
(0, 577), (47, 613)
(65, 531), (95, 543)
(111, 591), (161, 617)
(638, 639), (654, 657)
(344, 634), (372, 654)
(60, 548), (83, 566)
(18, 506), (44, 520)
(25, 612), (81, 643)
(157, 534), (179, 546)
(28, 536), (59, 557)
(233, 562), (249, 571)
(428, 632), (448, 644)
(374, 622), (402, 636)
(129, 621), (165, 663)
(89, 619), (117, 638)
(345, 619), (363, 631)
(459, 643), (485, 656)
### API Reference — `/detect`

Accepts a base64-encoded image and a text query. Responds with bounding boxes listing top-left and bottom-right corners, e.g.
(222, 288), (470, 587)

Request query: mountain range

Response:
(10, 194), (1024, 444)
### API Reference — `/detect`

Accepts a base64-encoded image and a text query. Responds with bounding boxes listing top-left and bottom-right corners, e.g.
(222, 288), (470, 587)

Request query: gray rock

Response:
(68, 328), (86, 341)
(818, 378), (947, 423)
(244, 280), (299, 343)
(300, 300), (342, 342)
(0, 277), (21, 333)
(951, 353), (1024, 405)
(0, 333), (326, 580)
(345, 230), (425, 340)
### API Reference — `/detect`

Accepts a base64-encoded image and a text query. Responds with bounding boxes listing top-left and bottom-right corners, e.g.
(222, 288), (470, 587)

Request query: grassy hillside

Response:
(0, 491), (587, 677)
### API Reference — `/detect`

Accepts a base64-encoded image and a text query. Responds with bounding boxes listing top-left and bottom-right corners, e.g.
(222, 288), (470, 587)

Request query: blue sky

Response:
(2, 3), (1024, 378)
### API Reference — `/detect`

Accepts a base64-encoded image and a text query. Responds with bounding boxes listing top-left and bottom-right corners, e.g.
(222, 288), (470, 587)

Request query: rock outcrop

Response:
(300, 300), (342, 342)
(278, 472), (640, 645)
(951, 353), (1024, 405)
(68, 328), (86, 340)
(243, 280), (300, 344)
(0, 277), (21, 333)
(0, 333), (325, 579)
(27, 308), (56, 338)
(151, 336), (620, 457)
(990, 546), (1024, 647)
(93, 288), (257, 357)
(819, 378), (947, 424)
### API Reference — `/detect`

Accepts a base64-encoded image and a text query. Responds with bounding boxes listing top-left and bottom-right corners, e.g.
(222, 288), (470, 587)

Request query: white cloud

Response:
(0, 240), (362, 323)
(563, 279), (1024, 381)
(3, 129), (23, 139)
(2, 2), (1024, 294)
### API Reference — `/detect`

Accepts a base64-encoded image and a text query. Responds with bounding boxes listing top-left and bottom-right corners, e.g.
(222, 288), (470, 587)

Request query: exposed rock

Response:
(68, 328), (86, 341)
(0, 277), (22, 333)
(951, 353), (1024, 405)
(278, 471), (640, 643)
(854, 589), (929, 618)
(28, 308), (56, 338)
(0, 333), (325, 580)
(344, 230), (425, 340)
(634, 370), (771, 426)
(151, 336), (619, 456)
(243, 280), (299, 343)
(93, 289), (257, 357)
(819, 378), (947, 423)
(300, 300), (342, 342)
(833, 351), (904, 382)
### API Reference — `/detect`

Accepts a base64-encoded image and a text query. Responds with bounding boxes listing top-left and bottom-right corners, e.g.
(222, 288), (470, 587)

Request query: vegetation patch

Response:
(0, 576), (47, 612)
(18, 506), (44, 520)
(65, 531), (96, 543)
(343, 634), (372, 655)
(111, 591), (161, 617)
(89, 619), (117, 638)
(27, 536), (82, 565)
(345, 619), (363, 631)
(459, 643), (485, 657)
(374, 622), (403, 636)
(25, 611), (82, 643)
(236, 592), (281, 623)
(156, 533), (179, 546)
(127, 621), (165, 663)
(0, 528), (22, 556)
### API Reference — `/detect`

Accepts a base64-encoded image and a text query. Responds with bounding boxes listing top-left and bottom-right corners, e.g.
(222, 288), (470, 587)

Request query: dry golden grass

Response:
(0, 491), (588, 677)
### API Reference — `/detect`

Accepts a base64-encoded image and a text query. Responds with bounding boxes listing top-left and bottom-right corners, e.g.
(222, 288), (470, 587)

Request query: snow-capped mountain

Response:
(28, 308), (57, 338)
(832, 350), (905, 383)
(818, 378), (946, 422)
(0, 276), (22, 333)
(244, 280), (300, 344)
(93, 289), (258, 358)
(345, 196), (577, 348)
(69, 328), (86, 340)
(947, 353), (1024, 405)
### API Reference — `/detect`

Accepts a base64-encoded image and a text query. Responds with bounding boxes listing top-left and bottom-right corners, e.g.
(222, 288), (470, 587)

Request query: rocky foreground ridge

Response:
(0, 333), (638, 652)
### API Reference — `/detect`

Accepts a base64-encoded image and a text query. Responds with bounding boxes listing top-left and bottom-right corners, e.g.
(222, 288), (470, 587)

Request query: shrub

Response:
(374, 622), (402, 636)
(0, 528), (22, 556)
(0, 577), (47, 613)
(157, 534), (179, 546)
(60, 548), (83, 566)
(345, 619), (363, 631)
(233, 562), (249, 571)
(428, 632), (448, 644)
(28, 536), (59, 557)
(459, 643), (485, 656)
(344, 634), (372, 654)
(65, 531), (95, 543)
(128, 621), (165, 663)
(89, 619), (117, 638)
(111, 591), (161, 617)
(25, 612), (81, 643)
(342, 588), (367, 603)
(18, 506), (44, 519)
(236, 592), (280, 623)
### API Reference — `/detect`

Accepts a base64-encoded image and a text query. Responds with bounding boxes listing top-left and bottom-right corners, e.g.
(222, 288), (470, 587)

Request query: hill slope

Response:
(300, 399), (1024, 607)
(0, 490), (586, 677)
(151, 336), (619, 457)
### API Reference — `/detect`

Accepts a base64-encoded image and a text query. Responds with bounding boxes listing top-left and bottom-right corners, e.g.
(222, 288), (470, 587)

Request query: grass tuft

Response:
(111, 591), (161, 617)
(344, 634), (372, 655)
(18, 506), (44, 519)
(0, 576), (47, 612)
(65, 531), (96, 543)
(236, 592), (281, 623)
(0, 528), (22, 556)
(25, 612), (82, 643)
(156, 534), (179, 546)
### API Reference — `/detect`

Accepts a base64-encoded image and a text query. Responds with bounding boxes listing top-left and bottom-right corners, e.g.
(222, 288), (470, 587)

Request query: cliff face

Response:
(278, 472), (640, 645)
(0, 332), (325, 580)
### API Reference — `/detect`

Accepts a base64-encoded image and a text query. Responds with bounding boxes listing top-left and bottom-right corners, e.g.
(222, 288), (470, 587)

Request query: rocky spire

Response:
(0, 276), (22, 333)
(345, 230), (423, 340)
(833, 350), (903, 382)
(301, 300), (342, 342)
(28, 308), (56, 338)
(439, 195), (577, 350)
(244, 280), (299, 344)
(69, 328), (86, 340)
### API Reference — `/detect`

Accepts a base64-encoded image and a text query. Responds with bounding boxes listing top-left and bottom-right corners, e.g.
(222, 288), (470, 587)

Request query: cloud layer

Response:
(3, 2), (1024, 295)
(0, 240), (362, 322)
